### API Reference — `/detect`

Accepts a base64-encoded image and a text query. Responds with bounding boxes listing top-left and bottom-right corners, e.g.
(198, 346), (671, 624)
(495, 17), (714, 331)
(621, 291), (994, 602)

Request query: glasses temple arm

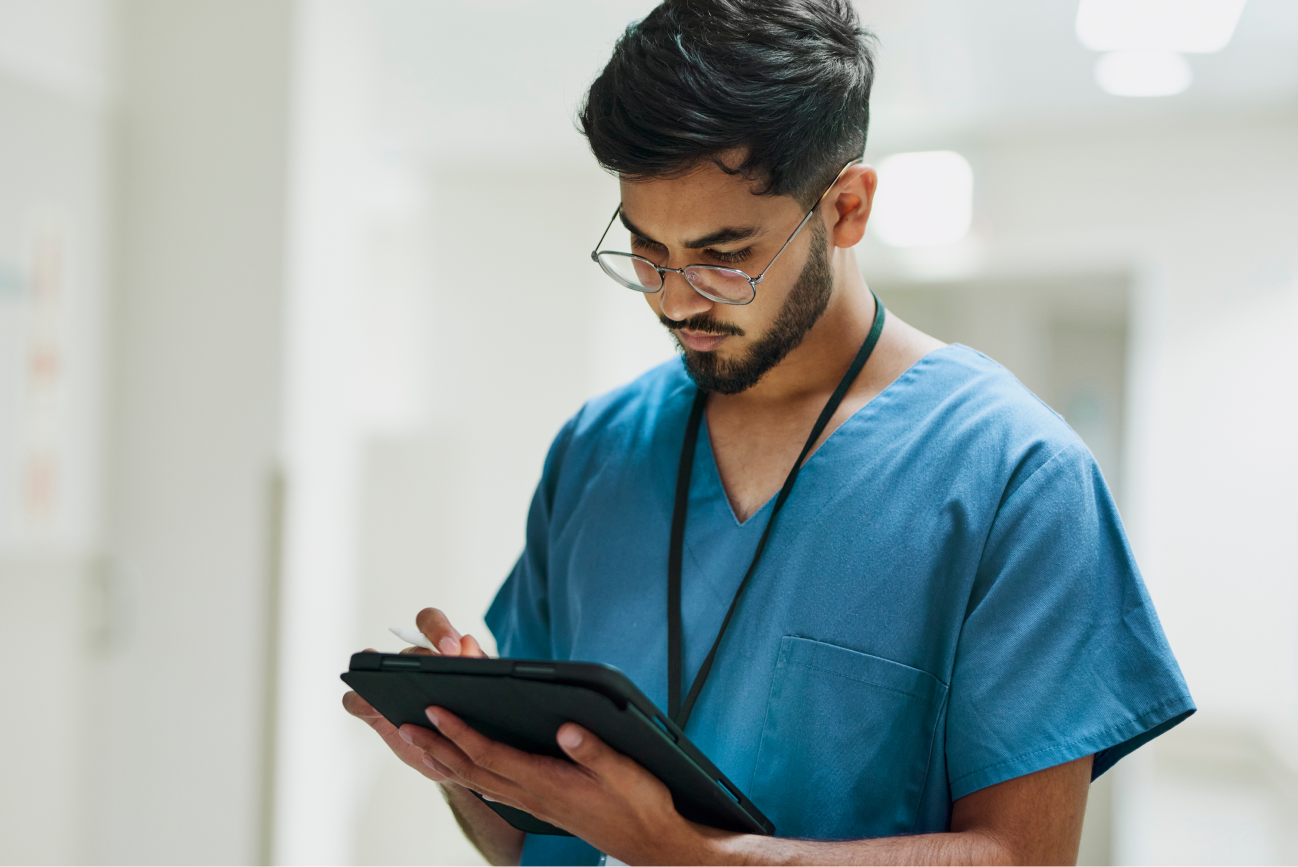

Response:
(751, 208), (819, 286)
(591, 205), (622, 260)
(750, 157), (862, 285)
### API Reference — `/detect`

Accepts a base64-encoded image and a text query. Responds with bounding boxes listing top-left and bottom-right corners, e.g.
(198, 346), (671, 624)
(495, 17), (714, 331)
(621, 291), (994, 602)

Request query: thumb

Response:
(556, 724), (625, 778)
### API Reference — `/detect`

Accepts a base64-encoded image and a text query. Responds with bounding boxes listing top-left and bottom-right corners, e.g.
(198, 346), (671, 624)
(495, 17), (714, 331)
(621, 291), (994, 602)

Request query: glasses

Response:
(590, 159), (861, 306)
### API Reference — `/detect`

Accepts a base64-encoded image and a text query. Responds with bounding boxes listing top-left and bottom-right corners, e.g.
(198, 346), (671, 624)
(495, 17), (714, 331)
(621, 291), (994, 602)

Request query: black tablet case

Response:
(342, 652), (774, 837)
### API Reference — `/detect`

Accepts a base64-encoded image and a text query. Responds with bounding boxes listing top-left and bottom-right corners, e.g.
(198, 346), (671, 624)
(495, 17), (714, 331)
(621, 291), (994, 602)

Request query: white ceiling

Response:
(864, 0), (1298, 149)
(363, 0), (1298, 160)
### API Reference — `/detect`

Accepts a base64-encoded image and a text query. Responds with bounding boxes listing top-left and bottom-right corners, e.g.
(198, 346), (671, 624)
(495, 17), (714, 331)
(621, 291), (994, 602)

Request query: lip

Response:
(677, 328), (730, 352)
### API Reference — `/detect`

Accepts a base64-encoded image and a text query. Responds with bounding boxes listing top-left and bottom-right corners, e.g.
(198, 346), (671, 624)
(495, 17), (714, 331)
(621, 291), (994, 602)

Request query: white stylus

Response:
(389, 626), (436, 651)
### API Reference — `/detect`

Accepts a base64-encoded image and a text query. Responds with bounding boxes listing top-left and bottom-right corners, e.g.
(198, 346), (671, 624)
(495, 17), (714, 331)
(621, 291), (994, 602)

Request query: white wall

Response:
(3, 2), (1296, 865)
(865, 111), (1298, 863)
(314, 5), (1298, 863)
(346, 157), (674, 865)
(0, 2), (115, 862)
(85, 1), (293, 862)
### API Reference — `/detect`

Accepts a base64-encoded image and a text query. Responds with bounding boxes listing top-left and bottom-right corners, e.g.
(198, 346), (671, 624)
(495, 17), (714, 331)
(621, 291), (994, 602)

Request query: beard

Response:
(661, 220), (833, 395)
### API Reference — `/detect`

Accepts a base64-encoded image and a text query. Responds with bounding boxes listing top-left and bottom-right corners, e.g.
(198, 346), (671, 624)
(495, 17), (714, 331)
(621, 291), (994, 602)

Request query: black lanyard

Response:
(666, 293), (886, 729)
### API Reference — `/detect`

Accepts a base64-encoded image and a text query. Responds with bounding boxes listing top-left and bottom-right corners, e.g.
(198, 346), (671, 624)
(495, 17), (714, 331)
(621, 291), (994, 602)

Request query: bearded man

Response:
(344, 2), (1193, 863)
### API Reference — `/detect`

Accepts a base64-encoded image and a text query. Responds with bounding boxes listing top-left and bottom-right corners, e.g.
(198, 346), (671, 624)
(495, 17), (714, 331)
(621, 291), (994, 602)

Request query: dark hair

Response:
(579, 0), (876, 207)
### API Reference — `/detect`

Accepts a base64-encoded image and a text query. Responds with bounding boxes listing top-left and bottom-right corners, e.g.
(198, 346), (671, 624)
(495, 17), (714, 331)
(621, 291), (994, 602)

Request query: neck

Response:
(715, 247), (876, 409)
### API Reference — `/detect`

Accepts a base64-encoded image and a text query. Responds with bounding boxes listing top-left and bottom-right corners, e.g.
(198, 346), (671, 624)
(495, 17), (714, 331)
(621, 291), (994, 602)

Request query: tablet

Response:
(341, 652), (774, 837)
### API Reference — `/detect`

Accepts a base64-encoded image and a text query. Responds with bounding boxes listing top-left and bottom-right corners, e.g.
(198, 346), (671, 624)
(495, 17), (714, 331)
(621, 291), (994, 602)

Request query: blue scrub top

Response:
(487, 345), (1194, 866)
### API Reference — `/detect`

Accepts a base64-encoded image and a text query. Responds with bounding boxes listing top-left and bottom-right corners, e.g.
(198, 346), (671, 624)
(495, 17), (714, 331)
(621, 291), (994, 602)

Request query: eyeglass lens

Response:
(594, 224), (754, 304)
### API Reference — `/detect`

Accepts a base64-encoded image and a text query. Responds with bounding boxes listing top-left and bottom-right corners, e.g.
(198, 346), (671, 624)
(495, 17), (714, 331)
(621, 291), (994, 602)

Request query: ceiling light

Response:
(871, 151), (973, 248)
(1094, 50), (1192, 97)
(1076, 0), (1247, 54)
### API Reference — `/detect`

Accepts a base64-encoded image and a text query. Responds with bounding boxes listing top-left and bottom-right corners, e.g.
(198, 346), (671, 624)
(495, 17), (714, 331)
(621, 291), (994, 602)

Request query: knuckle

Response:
(416, 607), (460, 642)
(469, 742), (501, 772)
(443, 752), (478, 782)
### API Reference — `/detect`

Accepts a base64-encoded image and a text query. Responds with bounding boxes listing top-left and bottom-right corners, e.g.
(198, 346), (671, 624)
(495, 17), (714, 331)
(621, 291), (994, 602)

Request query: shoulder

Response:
(879, 344), (1092, 496)
(542, 358), (694, 481)
(569, 358), (693, 441)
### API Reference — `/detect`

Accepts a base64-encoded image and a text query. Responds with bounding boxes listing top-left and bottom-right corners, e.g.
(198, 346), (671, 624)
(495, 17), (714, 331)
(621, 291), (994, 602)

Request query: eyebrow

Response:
(619, 210), (763, 250)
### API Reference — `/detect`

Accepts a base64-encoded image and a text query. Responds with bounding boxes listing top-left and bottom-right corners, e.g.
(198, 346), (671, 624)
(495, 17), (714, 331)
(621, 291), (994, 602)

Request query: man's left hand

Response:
(400, 706), (705, 864)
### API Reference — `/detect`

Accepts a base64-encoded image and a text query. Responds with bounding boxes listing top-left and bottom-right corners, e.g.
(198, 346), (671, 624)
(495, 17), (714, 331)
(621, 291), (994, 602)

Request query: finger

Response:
(420, 727), (521, 800)
(399, 646), (434, 655)
(422, 752), (464, 786)
(376, 724), (456, 784)
(422, 752), (533, 813)
(400, 721), (468, 759)
(421, 753), (528, 811)
(342, 690), (380, 720)
(415, 608), (463, 656)
(345, 696), (458, 784)
(402, 719), (520, 792)
(401, 720), (502, 791)
(426, 707), (539, 775)
(556, 724), (636, 782)
(424, 707), (562, 796)
(460, 634), (487, 658)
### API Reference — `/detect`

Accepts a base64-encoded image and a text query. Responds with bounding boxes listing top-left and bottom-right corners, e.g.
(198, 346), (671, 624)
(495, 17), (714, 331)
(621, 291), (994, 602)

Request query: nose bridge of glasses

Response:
(665, 264), (707, 302)
(659, 264), (714, 311)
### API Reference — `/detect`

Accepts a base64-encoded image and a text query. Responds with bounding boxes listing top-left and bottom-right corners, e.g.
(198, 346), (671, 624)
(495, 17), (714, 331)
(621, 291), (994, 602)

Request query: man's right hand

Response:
(342, 608), (523, 864)
(341, 607), (488, 784)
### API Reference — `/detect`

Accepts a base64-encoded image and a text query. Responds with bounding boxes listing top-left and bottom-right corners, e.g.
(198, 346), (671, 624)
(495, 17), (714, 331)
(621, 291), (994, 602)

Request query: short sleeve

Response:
(945, 441), (1194, 800)
(484, 416), (577, 660)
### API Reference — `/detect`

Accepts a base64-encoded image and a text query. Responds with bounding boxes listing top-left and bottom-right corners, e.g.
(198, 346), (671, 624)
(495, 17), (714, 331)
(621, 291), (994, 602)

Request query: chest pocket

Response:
(747, 636), (947, 839)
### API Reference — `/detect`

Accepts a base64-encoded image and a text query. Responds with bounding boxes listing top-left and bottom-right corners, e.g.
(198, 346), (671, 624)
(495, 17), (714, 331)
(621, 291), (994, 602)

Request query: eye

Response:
(707, 247), (753, 265)
(630, 235), (665, 255)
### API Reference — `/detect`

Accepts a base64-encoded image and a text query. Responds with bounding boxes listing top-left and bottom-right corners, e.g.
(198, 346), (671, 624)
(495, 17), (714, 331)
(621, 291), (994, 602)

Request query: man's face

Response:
(617, 161), (835, 395)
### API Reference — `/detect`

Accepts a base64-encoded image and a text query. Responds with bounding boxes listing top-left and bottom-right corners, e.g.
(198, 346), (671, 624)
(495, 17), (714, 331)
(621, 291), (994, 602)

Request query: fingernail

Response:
(439, 636), (461, 655)
(399, 728), (413, 744)
(426, 708), (441, 728)
(558, 727), (583, 749)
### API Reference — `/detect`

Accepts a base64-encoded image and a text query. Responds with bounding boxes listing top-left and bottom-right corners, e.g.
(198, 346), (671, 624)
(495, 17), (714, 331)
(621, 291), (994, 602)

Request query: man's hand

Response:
(342, 608), (524, 866)
(404, 707), (706, 864)
(342, 608), (488, 781)
(405, 605), (488, 659)
(345, 608), (1092, 865)
(400, 704), (1093, 866)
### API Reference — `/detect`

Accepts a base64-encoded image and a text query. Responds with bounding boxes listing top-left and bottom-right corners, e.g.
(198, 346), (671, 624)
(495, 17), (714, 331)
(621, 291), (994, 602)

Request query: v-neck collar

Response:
(691, 343), (958, 528)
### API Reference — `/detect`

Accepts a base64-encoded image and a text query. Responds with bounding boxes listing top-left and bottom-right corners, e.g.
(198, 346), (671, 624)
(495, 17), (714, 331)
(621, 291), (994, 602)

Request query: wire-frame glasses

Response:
(590, 158), (862, 306)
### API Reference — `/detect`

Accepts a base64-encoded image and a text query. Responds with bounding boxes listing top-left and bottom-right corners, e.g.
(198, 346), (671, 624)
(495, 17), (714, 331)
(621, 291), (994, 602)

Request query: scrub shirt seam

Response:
(948, 692), (1195, 795)
(954, 440), (1090, 671)
(948, 439), (1098, 768)
(746, 644), (788, 793)
(993, 440), (1087, 517)
(787, 660), (945, 708)
(910, 689), (950, 835)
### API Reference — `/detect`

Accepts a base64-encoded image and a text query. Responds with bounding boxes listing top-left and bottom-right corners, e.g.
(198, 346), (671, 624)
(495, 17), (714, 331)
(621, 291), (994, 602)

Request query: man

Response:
(344, 1), (1193, 863)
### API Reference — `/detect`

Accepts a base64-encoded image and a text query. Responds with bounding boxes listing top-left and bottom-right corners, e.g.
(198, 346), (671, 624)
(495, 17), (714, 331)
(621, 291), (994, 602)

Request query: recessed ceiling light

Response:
(1076, 0), (1247, 54)
(871, 151), (973, 248)
(1094, 50), (1193, 97)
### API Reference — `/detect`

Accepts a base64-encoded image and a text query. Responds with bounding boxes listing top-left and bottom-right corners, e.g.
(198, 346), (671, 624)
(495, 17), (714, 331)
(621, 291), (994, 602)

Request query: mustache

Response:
(658, 314), (746, 338)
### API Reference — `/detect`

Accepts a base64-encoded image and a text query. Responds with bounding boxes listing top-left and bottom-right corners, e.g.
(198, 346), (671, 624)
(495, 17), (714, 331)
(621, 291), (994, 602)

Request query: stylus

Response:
(389, 626), (436, 651)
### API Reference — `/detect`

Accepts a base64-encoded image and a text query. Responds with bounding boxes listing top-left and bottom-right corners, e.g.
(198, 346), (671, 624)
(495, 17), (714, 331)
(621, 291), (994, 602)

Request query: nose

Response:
(657, 270), (714, 323)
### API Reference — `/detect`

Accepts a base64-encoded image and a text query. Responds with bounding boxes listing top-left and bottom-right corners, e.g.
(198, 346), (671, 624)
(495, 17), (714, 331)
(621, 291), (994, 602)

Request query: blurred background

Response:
(1, 0), (1295, 863)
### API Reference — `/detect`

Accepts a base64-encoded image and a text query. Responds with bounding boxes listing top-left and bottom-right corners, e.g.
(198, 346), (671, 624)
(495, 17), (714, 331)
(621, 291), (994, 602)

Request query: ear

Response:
(825, 164), (876, 249)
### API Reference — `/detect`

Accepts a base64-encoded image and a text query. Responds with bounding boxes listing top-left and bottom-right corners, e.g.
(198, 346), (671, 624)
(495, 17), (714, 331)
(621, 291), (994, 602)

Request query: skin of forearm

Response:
(689, 756), (1092, 867)
(699, 828), (1014, 866)
(440, 782), (525, 866)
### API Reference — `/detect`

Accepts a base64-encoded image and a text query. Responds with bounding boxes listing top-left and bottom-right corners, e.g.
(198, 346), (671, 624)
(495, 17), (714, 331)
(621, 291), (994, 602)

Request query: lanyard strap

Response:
(667, 293), (886, 729)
